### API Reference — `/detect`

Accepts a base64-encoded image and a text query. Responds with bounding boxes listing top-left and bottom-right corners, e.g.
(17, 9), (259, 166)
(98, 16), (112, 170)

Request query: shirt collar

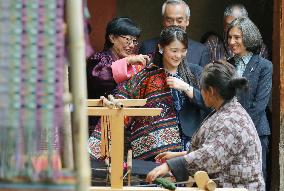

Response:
(234, 52), (253, 65)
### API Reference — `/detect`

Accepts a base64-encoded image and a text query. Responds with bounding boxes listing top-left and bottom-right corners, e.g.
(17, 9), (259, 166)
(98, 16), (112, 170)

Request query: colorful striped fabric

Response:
(88, 63), (183, 161)
(0, 0), (65, 182)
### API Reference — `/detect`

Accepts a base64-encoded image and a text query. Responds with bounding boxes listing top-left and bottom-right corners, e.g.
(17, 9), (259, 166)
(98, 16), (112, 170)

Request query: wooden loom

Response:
(87, 97), (248, 191)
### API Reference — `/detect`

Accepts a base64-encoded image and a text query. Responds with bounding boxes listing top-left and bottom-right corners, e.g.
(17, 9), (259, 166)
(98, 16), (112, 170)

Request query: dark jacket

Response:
(228, 55), (273, 136)
(178, 63), (208, 137)
(139, 37), (210, 67)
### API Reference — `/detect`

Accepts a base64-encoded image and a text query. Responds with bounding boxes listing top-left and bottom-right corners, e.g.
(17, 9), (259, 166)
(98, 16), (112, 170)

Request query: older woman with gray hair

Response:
(226, 17), (272, 184)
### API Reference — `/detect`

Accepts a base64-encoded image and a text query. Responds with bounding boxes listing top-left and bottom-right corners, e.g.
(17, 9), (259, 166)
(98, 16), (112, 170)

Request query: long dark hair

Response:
(153, 26), (198, 87)
(104, 17), (141, 50)
(200, 60), (248, 100)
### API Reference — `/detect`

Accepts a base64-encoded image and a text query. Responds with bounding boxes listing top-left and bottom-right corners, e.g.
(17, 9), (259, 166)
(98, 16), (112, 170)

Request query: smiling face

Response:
(109, 34), (138, 58)
(227, 26), (247, 56)
(161, 39), (187, 71)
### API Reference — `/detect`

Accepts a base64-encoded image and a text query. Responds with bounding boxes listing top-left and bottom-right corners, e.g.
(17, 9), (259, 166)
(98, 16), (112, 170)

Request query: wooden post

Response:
(66, 0), (91, 190)
(279, 0), (284, 190)
(110, 114), (124, 188)
(62, 65), (74, 169)
(271, 0), (283, 190)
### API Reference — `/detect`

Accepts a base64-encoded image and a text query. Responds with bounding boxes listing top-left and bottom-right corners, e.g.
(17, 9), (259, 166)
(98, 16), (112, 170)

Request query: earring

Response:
(159, 49), (163, 54)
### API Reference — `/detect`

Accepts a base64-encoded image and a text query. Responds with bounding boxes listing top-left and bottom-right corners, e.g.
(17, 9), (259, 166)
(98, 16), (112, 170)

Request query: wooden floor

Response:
(90, 187), (248, 191)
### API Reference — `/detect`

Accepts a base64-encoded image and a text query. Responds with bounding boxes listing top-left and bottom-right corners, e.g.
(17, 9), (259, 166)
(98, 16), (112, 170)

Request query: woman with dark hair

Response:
(87, 17), (150, 99)
(88, 26), (206, 161)
(226, 17), (272, 183)
(146, 61), (265, 190)
(86, 17), (150, 134)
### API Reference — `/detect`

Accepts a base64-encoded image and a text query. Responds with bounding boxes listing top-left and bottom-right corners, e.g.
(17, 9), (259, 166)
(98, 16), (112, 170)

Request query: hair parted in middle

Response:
(152, 25), (199, 87)
(226, 17), (263, 54)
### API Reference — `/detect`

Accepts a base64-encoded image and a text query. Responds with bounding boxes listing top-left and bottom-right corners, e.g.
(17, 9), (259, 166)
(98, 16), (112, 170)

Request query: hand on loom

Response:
(146, 163), (170, 183)
(155, 151), (187, 163)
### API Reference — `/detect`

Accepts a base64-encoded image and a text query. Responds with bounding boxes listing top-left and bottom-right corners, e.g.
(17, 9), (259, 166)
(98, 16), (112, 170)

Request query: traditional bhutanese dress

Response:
(88, 63), (183, 160)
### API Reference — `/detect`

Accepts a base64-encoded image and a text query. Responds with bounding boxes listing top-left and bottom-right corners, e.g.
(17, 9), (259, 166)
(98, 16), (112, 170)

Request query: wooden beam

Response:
(90, 187), (248, 191)
(87, 99), (147, 107)
(87, 108), (162, 116)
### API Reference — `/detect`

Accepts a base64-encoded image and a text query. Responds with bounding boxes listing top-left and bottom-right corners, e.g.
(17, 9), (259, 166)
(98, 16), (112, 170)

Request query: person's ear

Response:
(109, 34), (116, 43)
(186, 17), (190, 27)
(209, 86), (215, 96)
(158, 44), (163, 54)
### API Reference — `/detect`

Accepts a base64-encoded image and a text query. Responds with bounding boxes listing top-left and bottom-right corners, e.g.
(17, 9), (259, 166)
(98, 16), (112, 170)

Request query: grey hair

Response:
(224, 4), (248, 18)
(162, 0), (191, 19)
(226, 17), (263, 54)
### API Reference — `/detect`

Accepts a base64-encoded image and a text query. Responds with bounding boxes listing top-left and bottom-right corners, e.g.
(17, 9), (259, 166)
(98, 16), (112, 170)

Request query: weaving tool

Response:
(87, 97), (162, 189)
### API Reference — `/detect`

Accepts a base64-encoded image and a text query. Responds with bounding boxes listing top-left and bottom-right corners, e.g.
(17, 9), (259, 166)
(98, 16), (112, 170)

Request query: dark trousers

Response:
(260, 135), (270, 190)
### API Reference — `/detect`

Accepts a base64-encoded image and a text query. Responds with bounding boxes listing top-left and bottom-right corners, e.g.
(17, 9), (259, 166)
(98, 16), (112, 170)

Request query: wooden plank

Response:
(87, 108), (162, 116)
(90, 187), (248, 191)
(87, 99), (147, 107)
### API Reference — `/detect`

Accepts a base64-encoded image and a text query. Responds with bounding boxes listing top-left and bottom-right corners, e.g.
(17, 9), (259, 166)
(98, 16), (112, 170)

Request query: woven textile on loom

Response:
(0, 0), (67, 183)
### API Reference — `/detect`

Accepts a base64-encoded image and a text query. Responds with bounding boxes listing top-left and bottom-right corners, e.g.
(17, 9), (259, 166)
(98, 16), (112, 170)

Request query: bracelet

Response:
(184, 84), (192, 93)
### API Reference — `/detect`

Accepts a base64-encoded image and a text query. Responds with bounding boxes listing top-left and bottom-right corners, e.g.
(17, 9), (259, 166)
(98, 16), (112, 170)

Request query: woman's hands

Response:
(146, 163), (170, 183)
(155, 151), (187, 163)
(146, 151), (187, 183)
(126, 54), (150, 66)
(166, 76), (188, 91)
(166, 77), (193, 98)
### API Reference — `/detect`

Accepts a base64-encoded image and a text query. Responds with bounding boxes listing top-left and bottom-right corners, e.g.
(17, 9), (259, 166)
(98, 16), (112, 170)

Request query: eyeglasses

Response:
(119, 35), (139, 46)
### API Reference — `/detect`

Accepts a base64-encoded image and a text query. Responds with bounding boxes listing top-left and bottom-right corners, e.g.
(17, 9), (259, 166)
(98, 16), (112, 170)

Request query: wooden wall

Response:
(279, 0), (284, 189)
(87, 0), (116, 52)
(271, 0), (284, 190)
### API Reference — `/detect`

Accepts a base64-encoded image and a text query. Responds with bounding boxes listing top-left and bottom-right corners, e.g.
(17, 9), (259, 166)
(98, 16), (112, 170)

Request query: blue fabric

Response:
(234, 52), (253, 77)
(228, 55), (273, 136)
(229, 55), (272, 185)
(178, 63), (210, 137)
(139, 38), (210, 68)
(167, 72), (191, 151)
(166, 72), (184, 112)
